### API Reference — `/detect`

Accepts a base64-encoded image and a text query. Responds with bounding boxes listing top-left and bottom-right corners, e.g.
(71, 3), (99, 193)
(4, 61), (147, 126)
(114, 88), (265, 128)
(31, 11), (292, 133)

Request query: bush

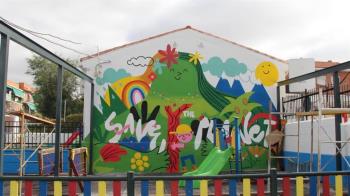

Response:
(65, 113), (83, 122)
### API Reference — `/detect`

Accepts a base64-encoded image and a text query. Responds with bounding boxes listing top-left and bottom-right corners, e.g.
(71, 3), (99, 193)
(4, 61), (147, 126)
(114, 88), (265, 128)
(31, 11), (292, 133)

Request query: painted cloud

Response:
(127, 56), (154, 67)
(202, 56), (248, 77)
(96, 68), (131, 85)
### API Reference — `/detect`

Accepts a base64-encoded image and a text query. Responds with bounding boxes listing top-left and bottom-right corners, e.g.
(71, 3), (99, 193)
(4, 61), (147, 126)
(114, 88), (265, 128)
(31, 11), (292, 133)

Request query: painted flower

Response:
(188, 51), (204, 65)
(248, 145), (266, 158)
(130, 152), (150, 172)
(148, 71), (157, 81)
(241, 151), (249, 160)
(158, 44), (179, 68)
(100, 143), (127, 162)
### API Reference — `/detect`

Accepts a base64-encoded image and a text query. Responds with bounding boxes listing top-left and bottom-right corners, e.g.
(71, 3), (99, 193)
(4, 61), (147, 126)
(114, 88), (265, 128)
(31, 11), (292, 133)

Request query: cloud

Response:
(96, 68), (130, 85)
(202, 57), (248, 77)
(127, 56), (154, 67)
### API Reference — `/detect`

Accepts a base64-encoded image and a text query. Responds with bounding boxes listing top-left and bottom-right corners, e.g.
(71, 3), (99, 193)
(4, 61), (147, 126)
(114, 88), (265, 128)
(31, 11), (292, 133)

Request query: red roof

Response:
(80, 26), (286, 63)
(315, 60), (339, 68)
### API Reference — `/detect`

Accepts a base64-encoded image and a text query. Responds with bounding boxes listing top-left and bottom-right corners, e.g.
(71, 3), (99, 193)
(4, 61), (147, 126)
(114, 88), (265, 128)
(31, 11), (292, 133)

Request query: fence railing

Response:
(282, 84), (350, 120)
(4, 121), (83, 148)
(1, 169), (350, 195)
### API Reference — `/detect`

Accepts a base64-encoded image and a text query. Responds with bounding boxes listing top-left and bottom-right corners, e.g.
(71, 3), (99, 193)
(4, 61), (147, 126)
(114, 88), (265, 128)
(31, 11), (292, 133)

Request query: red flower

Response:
(148, 71), (157, 81)
(158, 44), (179, 68)
(100, 144), (127, 162)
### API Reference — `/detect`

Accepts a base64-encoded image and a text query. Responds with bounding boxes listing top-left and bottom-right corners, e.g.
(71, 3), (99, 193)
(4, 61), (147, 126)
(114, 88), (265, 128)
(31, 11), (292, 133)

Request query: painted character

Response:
(170, 124), (197, 172)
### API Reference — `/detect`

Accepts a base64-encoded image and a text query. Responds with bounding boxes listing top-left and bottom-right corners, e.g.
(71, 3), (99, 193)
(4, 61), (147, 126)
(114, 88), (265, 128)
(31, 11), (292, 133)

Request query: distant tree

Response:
(26, 55), (83, 119)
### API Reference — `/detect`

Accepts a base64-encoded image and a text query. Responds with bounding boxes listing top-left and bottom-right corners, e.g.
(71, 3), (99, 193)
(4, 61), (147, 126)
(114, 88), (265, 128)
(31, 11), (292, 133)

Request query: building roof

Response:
(315, 60), (339, 69)
(80, 26), (286, 63)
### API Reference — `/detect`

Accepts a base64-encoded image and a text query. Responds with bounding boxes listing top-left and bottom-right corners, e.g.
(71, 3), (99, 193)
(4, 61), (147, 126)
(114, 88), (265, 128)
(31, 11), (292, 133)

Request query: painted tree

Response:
(165, 103), (192, 173)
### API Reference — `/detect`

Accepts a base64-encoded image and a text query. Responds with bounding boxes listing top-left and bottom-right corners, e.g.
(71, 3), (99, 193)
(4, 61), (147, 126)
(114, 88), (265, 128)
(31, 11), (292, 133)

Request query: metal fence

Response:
(4, 121), (83, 148)
(282, 84), (350, 120)
(0, 169), (350, 195)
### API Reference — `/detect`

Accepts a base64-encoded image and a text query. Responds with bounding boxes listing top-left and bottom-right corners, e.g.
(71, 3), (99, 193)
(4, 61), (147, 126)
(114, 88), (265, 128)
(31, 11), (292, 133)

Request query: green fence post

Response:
(270, 168), (278, 195)
(127, 171), (135, 196)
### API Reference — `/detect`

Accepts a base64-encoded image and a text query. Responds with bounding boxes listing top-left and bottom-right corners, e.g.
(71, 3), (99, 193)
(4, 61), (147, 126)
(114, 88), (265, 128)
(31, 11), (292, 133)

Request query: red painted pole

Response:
(214, 179), (222, 196)
(170, 181), (178, 196)
(113, 181), (121, 196)
(68, 181), (77, 196)
(323, 176), (330, 196)
(282, 177), (290, 196)
(24, 181), (32, 196)
(257, 178), (265, 196)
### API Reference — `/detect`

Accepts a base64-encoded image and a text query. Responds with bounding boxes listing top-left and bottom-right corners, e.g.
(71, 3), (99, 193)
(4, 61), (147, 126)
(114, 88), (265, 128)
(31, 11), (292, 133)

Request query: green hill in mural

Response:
(145, 52), (223, 118)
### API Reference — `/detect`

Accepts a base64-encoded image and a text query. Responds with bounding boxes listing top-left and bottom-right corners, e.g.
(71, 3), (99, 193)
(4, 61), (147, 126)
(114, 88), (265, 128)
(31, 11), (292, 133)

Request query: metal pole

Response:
(310, 117), (314, 172)
(270, 168), (278, 196)
(54, 66), (63, 176)
(88, 83), (94, 175)
(234, 118), (239, 174)
(0, 33), (9, 175)
(276, 86), (281, 113)
(333, 72), (342, 171)
(297, 116), (300, 173)
(127, 171), (135, 196)
(63, 100), (66, 122)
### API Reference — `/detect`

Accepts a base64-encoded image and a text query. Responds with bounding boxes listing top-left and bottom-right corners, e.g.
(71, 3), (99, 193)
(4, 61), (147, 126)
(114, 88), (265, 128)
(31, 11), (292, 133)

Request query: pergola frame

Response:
(277, 60), (350, 171)
(0, 20), (95, 176)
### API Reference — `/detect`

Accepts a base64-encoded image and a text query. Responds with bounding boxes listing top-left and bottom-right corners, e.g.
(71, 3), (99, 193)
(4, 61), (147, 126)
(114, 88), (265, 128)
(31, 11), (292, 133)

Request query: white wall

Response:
(81, 28), (289, 137)
(285, 117), (350, 156)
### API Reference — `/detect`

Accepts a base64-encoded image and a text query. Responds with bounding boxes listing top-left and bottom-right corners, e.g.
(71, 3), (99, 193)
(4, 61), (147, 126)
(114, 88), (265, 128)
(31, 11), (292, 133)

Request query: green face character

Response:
(152, 59), (199, 97)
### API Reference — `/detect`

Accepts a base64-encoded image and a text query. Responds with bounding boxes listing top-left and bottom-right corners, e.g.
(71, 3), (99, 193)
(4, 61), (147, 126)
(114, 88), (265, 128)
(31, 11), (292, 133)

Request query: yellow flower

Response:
(130, 152), (150, 172)
(189, 51), (204, 65)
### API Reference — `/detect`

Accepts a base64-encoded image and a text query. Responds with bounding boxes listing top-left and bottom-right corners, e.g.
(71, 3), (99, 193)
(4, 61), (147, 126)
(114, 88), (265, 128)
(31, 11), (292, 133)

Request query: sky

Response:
(1, 0), (350, 85)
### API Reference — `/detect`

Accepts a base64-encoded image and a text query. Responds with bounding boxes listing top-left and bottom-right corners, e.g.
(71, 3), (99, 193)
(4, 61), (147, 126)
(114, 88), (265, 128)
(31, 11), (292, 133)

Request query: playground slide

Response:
(179, 147), (233, 188)
(63, 131), (80, 147)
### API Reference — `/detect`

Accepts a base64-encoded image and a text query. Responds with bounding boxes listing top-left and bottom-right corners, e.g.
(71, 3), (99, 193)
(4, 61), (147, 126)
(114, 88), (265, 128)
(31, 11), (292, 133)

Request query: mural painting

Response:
(88, 44), (280, 174)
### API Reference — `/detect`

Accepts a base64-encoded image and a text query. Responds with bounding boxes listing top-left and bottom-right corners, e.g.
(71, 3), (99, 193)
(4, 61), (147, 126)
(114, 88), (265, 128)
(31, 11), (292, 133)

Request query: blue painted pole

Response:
(213, 119), (217, 147)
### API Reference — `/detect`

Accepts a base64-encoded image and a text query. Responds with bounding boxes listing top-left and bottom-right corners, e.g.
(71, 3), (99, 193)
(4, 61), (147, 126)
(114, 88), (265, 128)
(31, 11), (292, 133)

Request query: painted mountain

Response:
(249, 84), (276, 112)
(216, 78), (245, 97)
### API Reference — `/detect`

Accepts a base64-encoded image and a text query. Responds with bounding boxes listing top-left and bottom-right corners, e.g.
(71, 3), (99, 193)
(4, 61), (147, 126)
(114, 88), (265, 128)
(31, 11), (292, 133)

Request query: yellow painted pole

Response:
(200, 180), (208, 196)
(54, 181), (62, 196)
(98, 181), (107, 196)
(243, 178), (251, 196)
(10, 181), (19, 196)
(296, 176), (304, 196)
(335, 175), (343, 196)
(216, 128), (220, 147)
(156, 180), (164, 196)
